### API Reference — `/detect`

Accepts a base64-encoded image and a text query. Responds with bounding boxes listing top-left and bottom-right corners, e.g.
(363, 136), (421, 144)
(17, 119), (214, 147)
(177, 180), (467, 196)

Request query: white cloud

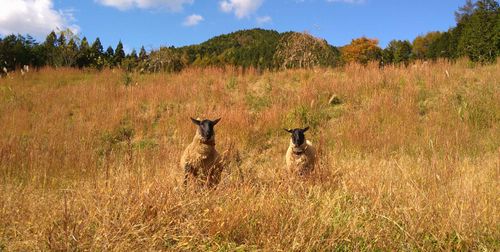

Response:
(0, 0), (78, 37)
(256, 16), (271, 24)
(326, 0), (365, 4)
(219, 0), (264, 19)
(183, 14), (203, 26)
(96, 0), (193, 11)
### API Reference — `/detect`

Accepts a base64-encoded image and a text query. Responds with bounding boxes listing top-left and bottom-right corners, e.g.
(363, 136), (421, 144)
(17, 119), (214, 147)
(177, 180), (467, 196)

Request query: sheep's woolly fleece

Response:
(180, 128), (223, 186)
(286, 139), (316, 176)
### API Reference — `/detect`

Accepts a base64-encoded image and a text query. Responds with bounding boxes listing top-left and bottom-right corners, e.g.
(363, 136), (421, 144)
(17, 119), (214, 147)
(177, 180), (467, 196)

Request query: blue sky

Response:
(0, 0), (465, 52)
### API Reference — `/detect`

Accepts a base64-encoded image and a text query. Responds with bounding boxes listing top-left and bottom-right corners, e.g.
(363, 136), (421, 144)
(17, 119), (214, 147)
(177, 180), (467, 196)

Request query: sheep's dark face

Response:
(285, 127), (309, 147)
(191, 117), (221, 142)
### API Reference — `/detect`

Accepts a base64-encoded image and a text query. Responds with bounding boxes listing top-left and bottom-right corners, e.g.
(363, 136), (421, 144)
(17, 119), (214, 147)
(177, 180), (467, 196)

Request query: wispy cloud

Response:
(96, 0), (194, 11)
(183, 14), (203, 26)
(0, 0), (79, 37)
(219, 0), (264, 19)
(256, 16), (271, 25)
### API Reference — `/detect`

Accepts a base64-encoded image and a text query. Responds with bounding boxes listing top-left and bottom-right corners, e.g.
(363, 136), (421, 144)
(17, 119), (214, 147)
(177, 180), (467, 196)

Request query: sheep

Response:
(285, 127), (316, 176)
(180, 117), (223, 187)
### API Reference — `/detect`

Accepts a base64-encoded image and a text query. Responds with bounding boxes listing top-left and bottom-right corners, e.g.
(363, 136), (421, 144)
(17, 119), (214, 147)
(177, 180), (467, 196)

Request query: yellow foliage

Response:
(341, 37), (382, 65)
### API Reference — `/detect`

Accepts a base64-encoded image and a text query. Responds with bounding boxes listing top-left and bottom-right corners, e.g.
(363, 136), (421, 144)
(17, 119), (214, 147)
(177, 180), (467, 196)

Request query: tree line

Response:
(0, 0), (498, 73)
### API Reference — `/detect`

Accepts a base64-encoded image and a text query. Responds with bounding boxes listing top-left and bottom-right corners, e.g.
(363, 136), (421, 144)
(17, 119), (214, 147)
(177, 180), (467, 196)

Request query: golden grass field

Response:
(0, 60), (499, 251)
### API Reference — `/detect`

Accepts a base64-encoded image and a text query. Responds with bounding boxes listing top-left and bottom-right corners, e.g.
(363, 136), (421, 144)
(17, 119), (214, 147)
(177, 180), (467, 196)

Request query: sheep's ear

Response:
(190, 117), (201, 125)
(303, 127), (310, 132)
(212, 118), (221, 125)
(284, 128), (293, 133)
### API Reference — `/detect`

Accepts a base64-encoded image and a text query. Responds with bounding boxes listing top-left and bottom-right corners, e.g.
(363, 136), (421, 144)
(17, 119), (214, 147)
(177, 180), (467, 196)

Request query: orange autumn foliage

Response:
(341, 37), (382, 65)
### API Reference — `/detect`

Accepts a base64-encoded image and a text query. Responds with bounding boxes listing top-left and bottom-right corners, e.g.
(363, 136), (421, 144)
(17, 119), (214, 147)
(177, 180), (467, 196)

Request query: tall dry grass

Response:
(0, 60), (499, 251)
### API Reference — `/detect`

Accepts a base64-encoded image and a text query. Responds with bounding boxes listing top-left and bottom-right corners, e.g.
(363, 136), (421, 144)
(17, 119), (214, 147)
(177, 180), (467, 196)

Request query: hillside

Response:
(141, 29), (341, 71)
(183, 29), (281, 68)
(1, 61), (499, 250)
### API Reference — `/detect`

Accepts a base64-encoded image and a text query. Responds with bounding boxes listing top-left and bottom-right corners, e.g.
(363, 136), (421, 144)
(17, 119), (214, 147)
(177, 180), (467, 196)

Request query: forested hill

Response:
(142, 29), (340, 72)
(0, 0), (498, 73)
(183, 29), (281, 68)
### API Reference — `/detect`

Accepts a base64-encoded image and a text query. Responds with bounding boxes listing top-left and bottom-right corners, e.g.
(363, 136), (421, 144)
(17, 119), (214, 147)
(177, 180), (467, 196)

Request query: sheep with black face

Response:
(285, 127), (316, 176)
(180, 117), (223, 187)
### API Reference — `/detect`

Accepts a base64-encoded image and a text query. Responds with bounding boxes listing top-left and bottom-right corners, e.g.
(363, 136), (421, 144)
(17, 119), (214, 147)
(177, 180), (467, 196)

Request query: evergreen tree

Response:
(114, 41), (125, 66)
(455, 0), (476, 22)
(91, 38), (104, 55)
(77, 37), (91, 68)
(0, 34), (38, 69)
(122, 49), (139, 71)
(105, 46), (115, 67)
(90, 37), (104, 69)
(139, 46), (148, 60)
(129, 49), (138, 60)
(457, 0), (499, 62)
(57, 32), (66, 47)
(63, 38), (79, 67)
(383, 40), (412, 65)
(44, 31), (58, 66)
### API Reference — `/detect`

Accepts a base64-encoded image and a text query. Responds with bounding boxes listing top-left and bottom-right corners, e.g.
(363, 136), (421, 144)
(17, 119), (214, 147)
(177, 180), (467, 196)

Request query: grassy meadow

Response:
(0, 60), (499, 251)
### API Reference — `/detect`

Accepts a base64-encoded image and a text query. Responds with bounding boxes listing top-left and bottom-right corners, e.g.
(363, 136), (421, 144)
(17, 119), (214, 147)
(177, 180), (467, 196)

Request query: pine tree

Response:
(129, 49), (138, 60)
(57, 33), (66, 47)
(105, 46), (115, 67)
(139, 46), (148, 60)
(458, 0), (499, 62)
(455, 0), (476, 22)
(122, 49), (139, 71)
(63, 38), (79, 67)
(114, 41), (125, 66)
(91, 38), (104, 56)
(77, 37), (91, 68)
(44, 31), (58, 66)
(90, 37), (104, 69)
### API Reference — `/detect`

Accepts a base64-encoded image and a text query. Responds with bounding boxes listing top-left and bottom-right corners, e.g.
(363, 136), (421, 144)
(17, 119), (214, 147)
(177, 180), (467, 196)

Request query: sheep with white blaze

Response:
(285, 127), (316, 176)
(180, 117), (224, 187)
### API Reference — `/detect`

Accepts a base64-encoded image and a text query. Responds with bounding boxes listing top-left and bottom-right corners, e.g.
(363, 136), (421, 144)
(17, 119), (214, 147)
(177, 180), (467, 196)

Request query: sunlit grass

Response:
(0, 60), (499, 250)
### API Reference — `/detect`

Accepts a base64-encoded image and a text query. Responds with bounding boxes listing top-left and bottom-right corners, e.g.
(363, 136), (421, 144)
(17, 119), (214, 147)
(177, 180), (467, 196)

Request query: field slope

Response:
(0, 61), (499, 251)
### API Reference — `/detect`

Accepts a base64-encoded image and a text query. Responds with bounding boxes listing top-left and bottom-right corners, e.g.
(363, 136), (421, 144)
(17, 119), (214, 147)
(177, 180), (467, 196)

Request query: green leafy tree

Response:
(412, 32), (442, 59)
(58, 29), (80, 67)
(457, 0), (499, 62)
(382, 40), (413, 65)
(0, 34), (39, 70)
(141, 47), (183, 72)
(427, 31), (458, 59)
(384, 40), (412, 65)
(122, 49), (139, 71)
(63, 38), (79, 67)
